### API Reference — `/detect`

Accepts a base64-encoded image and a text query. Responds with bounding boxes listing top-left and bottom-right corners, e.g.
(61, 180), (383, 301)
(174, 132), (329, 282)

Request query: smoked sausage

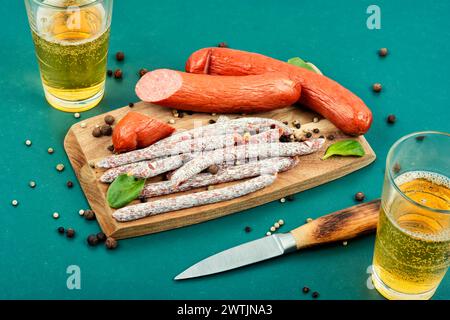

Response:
(185, 48), (372, 135)
(135, 69), (301, 114)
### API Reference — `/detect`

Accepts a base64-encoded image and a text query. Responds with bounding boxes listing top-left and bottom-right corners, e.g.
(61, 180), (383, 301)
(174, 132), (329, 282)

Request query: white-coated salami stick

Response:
(170, 139), (324, 186)
(96, 117), (292, 169)
(113, 174), (277, 222)
(99, 154), (194, 183)
(140, 157), (298, 198)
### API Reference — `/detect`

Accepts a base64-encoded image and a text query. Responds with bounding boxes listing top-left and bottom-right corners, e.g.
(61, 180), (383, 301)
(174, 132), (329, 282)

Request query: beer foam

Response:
(395, 171), (450, 189)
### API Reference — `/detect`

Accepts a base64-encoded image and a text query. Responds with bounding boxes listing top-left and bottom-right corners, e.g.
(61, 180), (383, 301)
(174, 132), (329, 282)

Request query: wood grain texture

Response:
(291, 199), (381, 249)
(64, 102), (376, 239)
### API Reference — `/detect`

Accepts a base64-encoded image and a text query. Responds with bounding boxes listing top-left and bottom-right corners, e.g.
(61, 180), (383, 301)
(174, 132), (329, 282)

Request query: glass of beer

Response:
(24, 0), (113, 112)
(372, 131), (450, 300)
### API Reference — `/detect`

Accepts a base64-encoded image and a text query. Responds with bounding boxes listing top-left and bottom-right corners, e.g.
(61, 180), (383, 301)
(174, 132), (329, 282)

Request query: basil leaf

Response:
(287, 57), (322, 74)
(322, 140), (365, 160)
(107, 174), (146, 209)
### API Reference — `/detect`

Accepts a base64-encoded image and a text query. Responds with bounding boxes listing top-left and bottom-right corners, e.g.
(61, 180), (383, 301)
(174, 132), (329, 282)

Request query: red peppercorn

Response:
(139, 68), (148, 77)
(312, 291), (320, 298)
(66, 228), (75, 238)
(107, 69), (113, 77)
(96, 232), (107, 242)
(355, 192), (365, 202)
(115, 51), (125, 61)
(302, 287), (310, 293)
(244, 226), (252, 233)
(373, 83), (382, 92)
(218, 42), (228, 48)
(66, 181), (74, 188)
(57, 227), (65, 234)
(114, 69), (123, 79)
(87, 234), (99, 246)
(379, 48), (388, 57)
(105, 237), (118, 249)
(387, 114), (396, 124)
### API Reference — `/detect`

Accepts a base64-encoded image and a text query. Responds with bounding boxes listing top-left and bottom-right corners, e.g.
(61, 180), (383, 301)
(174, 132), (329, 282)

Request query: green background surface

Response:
(1, 0), (449, 299)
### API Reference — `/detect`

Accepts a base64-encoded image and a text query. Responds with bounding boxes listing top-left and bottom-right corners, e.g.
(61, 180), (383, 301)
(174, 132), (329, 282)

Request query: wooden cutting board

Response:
(64, 102), (376, 239)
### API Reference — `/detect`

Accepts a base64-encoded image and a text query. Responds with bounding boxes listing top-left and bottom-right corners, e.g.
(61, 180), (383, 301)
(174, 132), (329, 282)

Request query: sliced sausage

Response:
(135, 69), (301, 114)
(185, 47), (372, 135)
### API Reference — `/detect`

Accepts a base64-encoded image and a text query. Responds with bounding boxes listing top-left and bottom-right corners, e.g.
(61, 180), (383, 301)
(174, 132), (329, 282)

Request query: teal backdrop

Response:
(1, 0), (449, 299)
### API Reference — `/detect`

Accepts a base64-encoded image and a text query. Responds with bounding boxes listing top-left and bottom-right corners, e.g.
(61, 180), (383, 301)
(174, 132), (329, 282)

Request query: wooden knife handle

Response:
(290, 199), (380, 249)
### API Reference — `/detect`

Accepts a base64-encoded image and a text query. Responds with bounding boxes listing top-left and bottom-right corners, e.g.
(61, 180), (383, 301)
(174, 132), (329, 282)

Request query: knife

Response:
(175, 199), (380, 280)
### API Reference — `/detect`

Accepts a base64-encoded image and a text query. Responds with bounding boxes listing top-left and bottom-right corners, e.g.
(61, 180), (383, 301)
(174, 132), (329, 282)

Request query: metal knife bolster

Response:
(274, 233), (297, 254)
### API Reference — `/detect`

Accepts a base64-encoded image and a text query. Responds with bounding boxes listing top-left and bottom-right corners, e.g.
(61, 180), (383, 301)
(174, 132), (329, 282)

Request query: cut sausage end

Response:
(136, 69), (183, 103)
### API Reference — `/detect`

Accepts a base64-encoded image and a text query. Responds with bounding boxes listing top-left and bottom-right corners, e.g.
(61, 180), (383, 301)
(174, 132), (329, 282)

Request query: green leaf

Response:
(287, 57), (322, 74)
(322, 140), (365, 160)
(107, 174), (146, 209)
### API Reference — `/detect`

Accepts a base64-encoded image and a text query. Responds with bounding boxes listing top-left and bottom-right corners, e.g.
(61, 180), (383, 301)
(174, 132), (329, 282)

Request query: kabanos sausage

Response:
(135, 69), (301, 114)
(185, 48), (373, 135)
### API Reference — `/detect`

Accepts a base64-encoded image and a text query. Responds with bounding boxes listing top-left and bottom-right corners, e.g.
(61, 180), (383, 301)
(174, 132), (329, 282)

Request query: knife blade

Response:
(175, 199), (380, 280)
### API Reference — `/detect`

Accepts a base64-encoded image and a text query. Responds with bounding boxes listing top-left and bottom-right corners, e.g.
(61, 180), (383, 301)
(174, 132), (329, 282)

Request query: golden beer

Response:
(373, 171), (450, 299)
(26, 0), (113, 112)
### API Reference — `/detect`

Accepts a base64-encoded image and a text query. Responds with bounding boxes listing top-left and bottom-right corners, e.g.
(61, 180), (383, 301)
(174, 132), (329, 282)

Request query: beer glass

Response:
(372, 131), (450, 300)
(25, 0), (113, 112)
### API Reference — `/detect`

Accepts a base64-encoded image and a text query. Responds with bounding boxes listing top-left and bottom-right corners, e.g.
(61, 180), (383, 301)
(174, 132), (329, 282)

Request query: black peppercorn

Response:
(66, 181), (74, 188)
(57, 227), (65, 234)
(107, 145), (114, 152)
(208, 119), (216, 124)
(66, 228), (75, 238)
(305, 132), (312, 138)
(387, 114), (396, 124)
(92, 127), (102, 137)
(128, 102), (134, 108)
(415, 135), (425, 141)
(104, 115), (115, 125)
(313, 128), (320, 134)
(294, 123), (301, 129)
(115, 51), (125, 61)
(114, 69), (123, 79)
(312, 291), (320, 298)
(279, 135), (290, 143)
(302, 286), (310, 293)
(178, 112), (185, 118)
(327, 134), (335, 140)
(107, 69), (113, 77)
(282, 121), (288, 125)
(96, 232), (107, 242)
(100, 124), (113, 136)
(286, 195), (295, 202)
(87, 234), (99, 246)
(244, 226), (252, 233)
(355, 192), (365, 202)
(139, 196), (147, 203)
(139, 68), (148, 77)
(84, 210), (96, 221)
(105, 237), (118, 250)
(393, 163), (401, 174)
(217, 42), (228, 48)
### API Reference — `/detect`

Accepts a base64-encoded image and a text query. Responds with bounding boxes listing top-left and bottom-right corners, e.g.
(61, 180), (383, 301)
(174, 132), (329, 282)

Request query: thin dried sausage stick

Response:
(113, 174), (277, 222)
(140, 157), (298, 198)
(170, 139), (324, 186)
(96, 117), (291, 169)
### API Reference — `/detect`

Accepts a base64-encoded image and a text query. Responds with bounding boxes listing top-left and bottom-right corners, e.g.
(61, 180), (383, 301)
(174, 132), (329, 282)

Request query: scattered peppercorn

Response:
(416, 135), (425, 141)
(11, 200), (18, 207)
(105, 237), (118, 249)
(74, 112), (80, 119)
(79, 209), (85, 216)
(47, 147), (54, 154)
(115, 51), (125, 61)
(393, 163), (401, 174)
(387, 114), (396, 124)
(343, 241), (348, 246)
(274, 222), (280, 229)
(107, 145), (114, 152)
(306, 218), (313, 223)
(312, 117), (319, 123)
(313, 128), (320, 134)
(186, 111), (194, 115)
(56, 164), (65, 172)
(286, 195), (295, 201)
(80, 122), (87, 128)
(327, 134), (335, 141)
(107, 69), (113, 77)
(266, 232), (272, 236)
(305, 132), (312, 138)
(294, 123), (301, 129)
(52, 212), (59, 219)
(87, 234), (99, 246)
(114, 69), (123, 79)
(270, 226), (276, 232)
(100, 124), (113, 136)
(207, 164), (219, 175)
(84, 210), (96, 221)
(178, 112), (185, 118)
(302, 287), (310, 293)
(208, 119), (216, 124)
(244, 226), (252, 233)
(319, 135), (324, 139)
(104, 115), (115, 125)
(279, 135), (290, 143)
(128, 102), (134, 108)
(29, 181), (36, 188)
(355, 192), (365, 202)
(92, 127), (102, 137)
(139, 195), (147, 203)
(66, 228), (75, 238)
(373, 83), (382, 92)
(25, 139), (32, 146)
(279, 198), (286, 203)
(278, 219), (284, 226)
(66, 181), (74, 188)
(379, 48), (388, 57)
(139, 68), (148, 77)
(96, 232), (107, 242)
(168, 119), (175, 124)
(282, 121), (288, 125)
(312, 292), (320, 299)
(218, 42), (228, 48)
(57, 227), (65, 234)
